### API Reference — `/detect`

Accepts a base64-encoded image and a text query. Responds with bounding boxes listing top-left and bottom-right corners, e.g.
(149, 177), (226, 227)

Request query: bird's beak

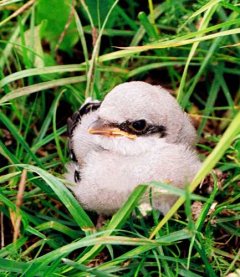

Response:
(88, 119), (136, 140)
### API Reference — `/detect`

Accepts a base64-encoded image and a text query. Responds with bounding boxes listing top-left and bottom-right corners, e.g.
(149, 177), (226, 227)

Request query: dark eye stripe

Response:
(114, 121), (167, 137)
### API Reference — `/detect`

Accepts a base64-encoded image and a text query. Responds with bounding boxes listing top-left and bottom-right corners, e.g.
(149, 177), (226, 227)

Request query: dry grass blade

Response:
(0, 76), (86, 104)
(0, 0), (35, 27)
(10, 169), (27, 242)
(99, 28), (240, 62)
(54, 1), (75, 52)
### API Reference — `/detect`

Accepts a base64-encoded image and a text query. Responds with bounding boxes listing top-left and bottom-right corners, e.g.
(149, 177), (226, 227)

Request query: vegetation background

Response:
(0, 0), (239, 276)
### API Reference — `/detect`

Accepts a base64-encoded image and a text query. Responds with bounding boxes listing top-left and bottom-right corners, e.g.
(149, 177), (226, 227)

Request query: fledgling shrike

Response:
(65, 81), (201, 215)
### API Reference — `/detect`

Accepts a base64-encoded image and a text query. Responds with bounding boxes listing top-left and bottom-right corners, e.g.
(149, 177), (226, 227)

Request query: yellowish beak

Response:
(88, 120), (136, 140)
(89, 127), (136, 139)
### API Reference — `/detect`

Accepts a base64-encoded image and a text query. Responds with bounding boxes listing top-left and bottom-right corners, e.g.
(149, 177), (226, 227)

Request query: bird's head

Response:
(87, 81), (197, 156)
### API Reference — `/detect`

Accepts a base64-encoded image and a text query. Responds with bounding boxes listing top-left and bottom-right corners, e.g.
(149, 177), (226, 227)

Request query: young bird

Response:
(65, 81), (201, 215)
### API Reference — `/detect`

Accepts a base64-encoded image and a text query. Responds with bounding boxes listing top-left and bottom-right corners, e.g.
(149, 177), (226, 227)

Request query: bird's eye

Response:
(130, 119), (147, 132)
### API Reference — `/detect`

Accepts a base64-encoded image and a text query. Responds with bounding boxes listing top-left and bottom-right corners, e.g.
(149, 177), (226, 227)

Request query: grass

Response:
(0, 0), (240, 276)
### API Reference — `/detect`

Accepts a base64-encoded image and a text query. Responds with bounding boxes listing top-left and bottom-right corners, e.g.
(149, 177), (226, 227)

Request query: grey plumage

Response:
(65, 81), (201, 215)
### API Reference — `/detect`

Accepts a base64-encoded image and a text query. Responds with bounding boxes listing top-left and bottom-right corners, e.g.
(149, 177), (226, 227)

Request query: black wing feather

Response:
(67, 100), (101, 165)
(67, 101), (101, 138)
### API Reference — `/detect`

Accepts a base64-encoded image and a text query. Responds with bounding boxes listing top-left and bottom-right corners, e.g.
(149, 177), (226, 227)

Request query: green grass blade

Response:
(197, 70), (221, 136)
(0, 113), (42, 166)
(0, 237), (27, 258)
(0, 258), (30, 274)
(52, 90), (66, 163)
(177, 4), (217, 102)
(98, 229), (192, 270)
(0, 13), (29, 69)
(36, 221), (79, 239)
(0, 171), (21, 183)
(180, 11), (239, 108)
(0, 76), (86, 104)
(33, 229), (191, 268)
(148, 181), (207, 201)
(79, 185), (147, 263)
(99, 26), (240, 62)
(74, 9), (89, 71)
(84, 0), (119, 98)
(15, 164), (94, 231)
(0, 64), (86, 88)
(62, 258), (118, 277)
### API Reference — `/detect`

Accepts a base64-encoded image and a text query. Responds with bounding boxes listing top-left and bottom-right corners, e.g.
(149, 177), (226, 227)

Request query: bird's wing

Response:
(67, 99), (101, 180)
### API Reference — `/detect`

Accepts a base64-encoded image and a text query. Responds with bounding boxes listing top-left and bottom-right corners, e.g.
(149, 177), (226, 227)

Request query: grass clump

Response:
(0, 0), (239, 276)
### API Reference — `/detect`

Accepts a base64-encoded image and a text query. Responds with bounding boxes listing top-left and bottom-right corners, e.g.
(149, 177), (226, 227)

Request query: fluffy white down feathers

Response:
(65, 81), (202, 215)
